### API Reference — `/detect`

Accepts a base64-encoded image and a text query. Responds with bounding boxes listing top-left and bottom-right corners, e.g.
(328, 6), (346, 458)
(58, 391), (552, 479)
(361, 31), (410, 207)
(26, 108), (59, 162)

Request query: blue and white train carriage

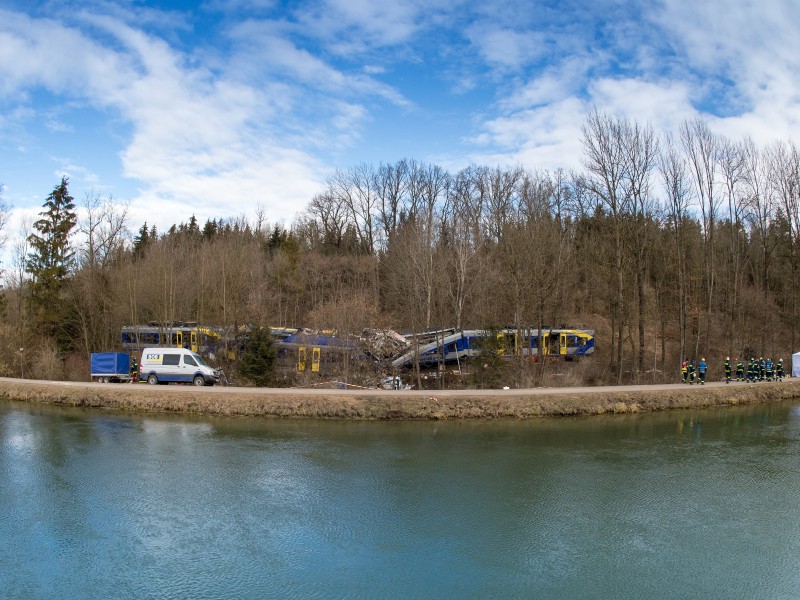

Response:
(391, 327), (594, 369)
(121, 322), (222, 356)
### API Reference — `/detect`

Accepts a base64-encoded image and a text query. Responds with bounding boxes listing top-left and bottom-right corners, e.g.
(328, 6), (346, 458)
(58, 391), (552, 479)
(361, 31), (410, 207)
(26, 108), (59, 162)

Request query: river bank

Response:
(1, 377), (799, 419)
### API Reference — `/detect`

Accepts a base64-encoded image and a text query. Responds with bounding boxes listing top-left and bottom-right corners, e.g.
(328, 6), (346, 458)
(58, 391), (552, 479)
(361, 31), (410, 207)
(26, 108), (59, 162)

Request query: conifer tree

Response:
(26, 176), (77, 337)
(238, 327), (277, 386)
(132, 221), (150, 258)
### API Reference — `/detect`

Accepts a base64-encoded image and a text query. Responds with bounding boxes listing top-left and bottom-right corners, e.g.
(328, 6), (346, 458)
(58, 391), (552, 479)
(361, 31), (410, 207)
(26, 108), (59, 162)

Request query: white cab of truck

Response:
(140, 347), (220, 386)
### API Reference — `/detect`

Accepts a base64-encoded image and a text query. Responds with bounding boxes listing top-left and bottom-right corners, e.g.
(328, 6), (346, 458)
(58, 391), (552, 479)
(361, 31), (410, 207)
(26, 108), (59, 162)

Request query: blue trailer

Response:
(91, 352), (132, 383)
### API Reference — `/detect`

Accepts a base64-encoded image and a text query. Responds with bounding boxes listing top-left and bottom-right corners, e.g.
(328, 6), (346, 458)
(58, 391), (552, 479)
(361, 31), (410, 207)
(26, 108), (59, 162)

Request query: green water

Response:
(2, 400), (800, 599)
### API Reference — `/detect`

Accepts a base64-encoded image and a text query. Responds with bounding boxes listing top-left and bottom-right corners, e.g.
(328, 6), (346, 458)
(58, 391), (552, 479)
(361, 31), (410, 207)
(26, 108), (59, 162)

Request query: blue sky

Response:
(1, 0), (799, 243)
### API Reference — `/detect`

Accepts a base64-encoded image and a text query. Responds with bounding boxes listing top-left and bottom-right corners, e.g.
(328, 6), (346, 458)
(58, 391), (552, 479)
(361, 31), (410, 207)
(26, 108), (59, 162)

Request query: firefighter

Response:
(759, 357), (766, 381)
(724, 357), (732, 384)
(735, 356), (744, 382)
(698, 357), (707, 385)
(777, 358), (785, 381)
(681, 359), (689, 383)
(688, 359), (696, 384)
(766, 357), (774, 381)
(747, 358), (756, 382)
(130, 357), (138, 383)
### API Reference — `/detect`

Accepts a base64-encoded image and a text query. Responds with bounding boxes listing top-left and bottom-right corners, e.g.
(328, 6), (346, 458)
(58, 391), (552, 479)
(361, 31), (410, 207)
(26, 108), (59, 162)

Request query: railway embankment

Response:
(1, 377), (799, 420)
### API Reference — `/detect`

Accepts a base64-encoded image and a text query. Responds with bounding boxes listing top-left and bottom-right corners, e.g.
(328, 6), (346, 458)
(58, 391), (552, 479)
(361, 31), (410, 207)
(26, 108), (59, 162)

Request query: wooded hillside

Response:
(3, 112), (799, 387)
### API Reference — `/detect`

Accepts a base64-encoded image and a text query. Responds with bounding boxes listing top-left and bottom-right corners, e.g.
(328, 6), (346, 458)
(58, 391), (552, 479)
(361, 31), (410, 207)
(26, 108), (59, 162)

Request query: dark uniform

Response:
(130, 358), (139, 383)
(736, 357), (744, 382)
(724, 357), (732, 384)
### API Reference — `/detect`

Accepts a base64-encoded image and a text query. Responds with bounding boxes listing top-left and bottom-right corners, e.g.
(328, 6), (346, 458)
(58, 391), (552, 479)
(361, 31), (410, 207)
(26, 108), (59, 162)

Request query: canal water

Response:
(2, 400), (800, 599)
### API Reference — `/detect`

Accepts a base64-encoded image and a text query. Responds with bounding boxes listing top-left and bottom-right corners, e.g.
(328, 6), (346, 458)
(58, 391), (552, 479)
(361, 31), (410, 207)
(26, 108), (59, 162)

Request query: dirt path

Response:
(1, 377), (798, 420)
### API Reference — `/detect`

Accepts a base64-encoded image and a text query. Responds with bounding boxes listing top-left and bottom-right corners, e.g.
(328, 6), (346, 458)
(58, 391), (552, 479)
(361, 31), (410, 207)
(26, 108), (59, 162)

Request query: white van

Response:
(140, 347), (220, 386)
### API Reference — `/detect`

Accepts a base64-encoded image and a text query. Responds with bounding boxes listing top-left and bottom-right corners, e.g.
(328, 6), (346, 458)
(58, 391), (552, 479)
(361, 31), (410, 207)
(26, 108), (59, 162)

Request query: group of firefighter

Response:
(681, 356), (786, 385)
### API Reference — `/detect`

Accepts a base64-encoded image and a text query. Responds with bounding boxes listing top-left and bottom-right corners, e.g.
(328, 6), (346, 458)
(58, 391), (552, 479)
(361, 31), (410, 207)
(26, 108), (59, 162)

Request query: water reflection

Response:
(2, 400), (800, 598)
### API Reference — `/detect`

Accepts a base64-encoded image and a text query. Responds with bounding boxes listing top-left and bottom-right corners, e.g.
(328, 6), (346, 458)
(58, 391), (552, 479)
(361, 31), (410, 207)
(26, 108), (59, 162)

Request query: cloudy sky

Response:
(1, 0), (799, 238)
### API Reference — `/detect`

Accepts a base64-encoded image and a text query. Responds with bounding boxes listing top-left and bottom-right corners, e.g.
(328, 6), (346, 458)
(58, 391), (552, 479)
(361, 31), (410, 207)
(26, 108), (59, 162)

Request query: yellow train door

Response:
(312, 347), (321, 372)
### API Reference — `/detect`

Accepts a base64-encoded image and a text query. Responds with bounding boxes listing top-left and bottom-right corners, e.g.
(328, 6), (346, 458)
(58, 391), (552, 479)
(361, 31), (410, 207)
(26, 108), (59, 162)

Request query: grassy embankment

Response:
(1, 377), (799, 420)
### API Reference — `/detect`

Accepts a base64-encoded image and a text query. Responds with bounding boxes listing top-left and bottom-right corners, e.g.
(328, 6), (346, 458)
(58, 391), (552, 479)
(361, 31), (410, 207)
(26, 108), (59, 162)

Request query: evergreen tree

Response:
(26, 176), (78, 337)
(202, 218), (218, 239)
(132, 221), (151, 258)
(238, 327), (277, 387)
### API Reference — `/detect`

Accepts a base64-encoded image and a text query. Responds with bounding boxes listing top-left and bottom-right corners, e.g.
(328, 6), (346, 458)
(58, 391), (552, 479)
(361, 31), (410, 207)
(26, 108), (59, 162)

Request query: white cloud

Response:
(226, 21), (408, 106)
(0, 5), (407, 234)
(298, 0), (430, 48)
(465, 0), (800, 176)
(2, 0), (800, 249)
(53, 161), (101, 187)
(467, 97), (586, 173)
(465, 24), (547, 70)
(587, 78), (696, 132)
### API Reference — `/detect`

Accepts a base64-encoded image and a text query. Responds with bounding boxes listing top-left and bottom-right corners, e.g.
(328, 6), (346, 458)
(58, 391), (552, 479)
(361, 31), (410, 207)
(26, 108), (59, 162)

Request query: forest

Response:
(2, 110), (799, 388)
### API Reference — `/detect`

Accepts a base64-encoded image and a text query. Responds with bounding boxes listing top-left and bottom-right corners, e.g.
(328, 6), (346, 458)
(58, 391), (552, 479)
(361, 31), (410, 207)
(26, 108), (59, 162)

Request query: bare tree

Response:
(581, 109), (628, 382)
(444, 168), (484, 329)
(681, 118), (721, 356)
(331, 164), (378, 254)
(375, 160), (408, 251)
(473, 165), (524, 244)
(307, 190), (350, 252)
(67, 191), (131, 354)
(743, 138), (776, 354)
(717, 137), (748, 354)
(659, 133), (693, 367)
(769, 140), (800, 350)
(622, 120), (658, 377)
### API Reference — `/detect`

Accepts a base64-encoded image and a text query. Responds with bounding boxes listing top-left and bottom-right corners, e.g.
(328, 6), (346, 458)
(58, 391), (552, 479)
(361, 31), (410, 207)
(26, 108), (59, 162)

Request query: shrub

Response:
(238, 327), (277, 387)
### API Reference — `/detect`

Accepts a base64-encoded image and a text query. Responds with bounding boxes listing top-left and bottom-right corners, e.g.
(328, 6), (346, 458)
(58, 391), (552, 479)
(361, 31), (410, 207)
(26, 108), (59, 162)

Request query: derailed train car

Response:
(390, 328), (595, 369)
(120, 322), (594, 373)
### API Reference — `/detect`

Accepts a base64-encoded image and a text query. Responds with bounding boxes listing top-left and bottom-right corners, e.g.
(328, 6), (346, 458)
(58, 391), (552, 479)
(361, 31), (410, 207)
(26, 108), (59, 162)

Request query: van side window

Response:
(163, 354), (180, 366)
(183, 355), (197, 366)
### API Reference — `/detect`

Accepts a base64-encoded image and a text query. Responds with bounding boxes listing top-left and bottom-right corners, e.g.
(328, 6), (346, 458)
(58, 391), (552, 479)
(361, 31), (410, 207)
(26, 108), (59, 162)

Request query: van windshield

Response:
(192, 353), (208, 367)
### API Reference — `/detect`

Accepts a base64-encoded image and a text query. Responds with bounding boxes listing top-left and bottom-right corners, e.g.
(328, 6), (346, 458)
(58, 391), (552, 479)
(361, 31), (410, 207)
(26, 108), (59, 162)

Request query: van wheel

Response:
(193, 375), (206, 386)
(147, 374), (158, 385)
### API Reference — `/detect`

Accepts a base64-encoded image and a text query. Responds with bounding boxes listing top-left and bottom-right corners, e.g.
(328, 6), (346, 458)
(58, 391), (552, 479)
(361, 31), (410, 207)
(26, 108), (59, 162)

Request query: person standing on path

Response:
(698, 358), (707, 385)
(724, 357), (732, 384)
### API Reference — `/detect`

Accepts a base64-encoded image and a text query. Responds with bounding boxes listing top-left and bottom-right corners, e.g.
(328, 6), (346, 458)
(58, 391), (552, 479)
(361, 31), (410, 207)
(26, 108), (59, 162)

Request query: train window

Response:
(162, 354), (180, 366)
(121, 332), (135, 344)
